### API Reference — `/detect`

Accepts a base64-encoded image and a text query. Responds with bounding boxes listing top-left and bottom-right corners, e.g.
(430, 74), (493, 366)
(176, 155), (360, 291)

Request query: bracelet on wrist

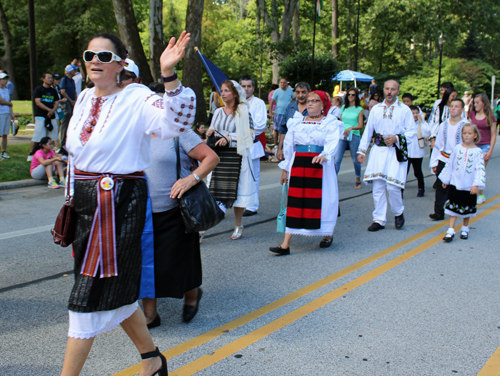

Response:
(161, 70), (178, 83)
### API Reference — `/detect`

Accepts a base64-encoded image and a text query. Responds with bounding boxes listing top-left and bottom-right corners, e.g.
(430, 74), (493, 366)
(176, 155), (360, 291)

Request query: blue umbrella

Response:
(333, 70), (374, 90)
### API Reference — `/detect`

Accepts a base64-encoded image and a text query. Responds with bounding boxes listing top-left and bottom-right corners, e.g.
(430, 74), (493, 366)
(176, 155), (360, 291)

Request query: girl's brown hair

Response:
(471, 93), (495, 128)
(220, 80), (240, 114)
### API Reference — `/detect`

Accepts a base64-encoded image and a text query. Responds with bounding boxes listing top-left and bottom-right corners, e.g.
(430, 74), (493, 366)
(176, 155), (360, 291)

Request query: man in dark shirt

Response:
(276, 82), (310, 161)
(369, 79), (379, 97)
(59, 64), (78, 155)
(28, 73), (59, 160)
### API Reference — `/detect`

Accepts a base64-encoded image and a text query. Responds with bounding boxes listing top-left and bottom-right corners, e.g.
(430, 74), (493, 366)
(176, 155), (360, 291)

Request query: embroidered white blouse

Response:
(430, 119), (468, 169)
(357, 99), (415, 188)
(279, 116), (341, 172)
(438, 144), (485, 190)
(66, 83), (196, 175)
(429, 103), (466, 138)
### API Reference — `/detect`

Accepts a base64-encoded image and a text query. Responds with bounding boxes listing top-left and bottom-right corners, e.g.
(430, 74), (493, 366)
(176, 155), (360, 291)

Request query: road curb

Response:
(0, 179), (46, 190)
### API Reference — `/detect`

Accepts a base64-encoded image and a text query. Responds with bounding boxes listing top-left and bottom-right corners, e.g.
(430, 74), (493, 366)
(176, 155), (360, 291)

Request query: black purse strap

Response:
(174, 137), (181, 180)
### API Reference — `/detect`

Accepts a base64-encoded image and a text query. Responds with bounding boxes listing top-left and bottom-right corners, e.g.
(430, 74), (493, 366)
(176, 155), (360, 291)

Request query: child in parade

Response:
(429, 98), (469, 220)
(407, 105), (430, 197)
(439, 124), (485, 242)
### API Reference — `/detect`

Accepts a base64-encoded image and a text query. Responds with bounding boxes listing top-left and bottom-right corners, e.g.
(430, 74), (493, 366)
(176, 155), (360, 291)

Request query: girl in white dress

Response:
(439, 124), (485, 242)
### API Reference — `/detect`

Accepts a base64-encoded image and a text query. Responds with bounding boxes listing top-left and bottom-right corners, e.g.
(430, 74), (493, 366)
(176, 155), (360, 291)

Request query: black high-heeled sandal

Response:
(141, 347), (168, 376)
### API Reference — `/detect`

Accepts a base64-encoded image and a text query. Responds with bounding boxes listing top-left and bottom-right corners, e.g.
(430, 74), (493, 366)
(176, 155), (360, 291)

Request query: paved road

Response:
(1, 146), (500, 376)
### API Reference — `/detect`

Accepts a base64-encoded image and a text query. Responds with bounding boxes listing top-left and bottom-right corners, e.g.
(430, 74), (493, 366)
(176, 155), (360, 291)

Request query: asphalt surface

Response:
(1, 144), (500, 376)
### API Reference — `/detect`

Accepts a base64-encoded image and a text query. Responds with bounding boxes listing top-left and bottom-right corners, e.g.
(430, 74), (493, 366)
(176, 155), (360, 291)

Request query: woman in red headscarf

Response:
(269, 91), (343, 255)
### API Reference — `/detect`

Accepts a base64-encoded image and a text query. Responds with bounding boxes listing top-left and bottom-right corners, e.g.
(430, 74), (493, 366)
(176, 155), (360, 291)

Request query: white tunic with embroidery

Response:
(279, 116), (341, 236)
(430, 119), (468, 170)
(358, 99), (415, 188)
(429, 103), (466, 138)
(67, 83), (196, 175)
(438, 144), (485, 190)
(408, 119), (430, 159)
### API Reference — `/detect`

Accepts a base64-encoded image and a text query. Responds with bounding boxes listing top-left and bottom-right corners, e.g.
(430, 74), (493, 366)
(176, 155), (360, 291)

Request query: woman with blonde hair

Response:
(206, 80), (257, 239)
(468, 93), (497, 204)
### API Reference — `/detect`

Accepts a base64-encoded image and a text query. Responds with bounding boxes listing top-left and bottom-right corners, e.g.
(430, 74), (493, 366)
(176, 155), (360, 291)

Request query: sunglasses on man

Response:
(83, 50), (122, 64)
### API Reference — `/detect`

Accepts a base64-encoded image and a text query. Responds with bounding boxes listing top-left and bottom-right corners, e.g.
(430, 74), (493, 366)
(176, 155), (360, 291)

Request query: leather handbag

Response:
(174, 138), (224, 233)
(206, 129), (230, 150)
(276, 183), (288, 233)
(51, 169), (76, 247)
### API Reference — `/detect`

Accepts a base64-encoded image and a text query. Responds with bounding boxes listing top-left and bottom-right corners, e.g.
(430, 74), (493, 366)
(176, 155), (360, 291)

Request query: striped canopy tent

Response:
(333, 70), (374, 91)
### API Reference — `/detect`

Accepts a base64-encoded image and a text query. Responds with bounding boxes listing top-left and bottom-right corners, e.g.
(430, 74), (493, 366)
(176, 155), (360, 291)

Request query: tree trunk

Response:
(292, 0), (300, 44)
(257, 0), (299, 83)
(379, 34), (386, 73)
(331, 0), (338, 57)
(149, 0), (163, 82)
(112, 0), (153, 85)
(183, 0), (207, 123)
(0, 0), (17, 99)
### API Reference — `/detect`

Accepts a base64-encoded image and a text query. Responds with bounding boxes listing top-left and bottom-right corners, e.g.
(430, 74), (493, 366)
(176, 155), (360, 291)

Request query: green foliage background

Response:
(1, 0), (499, 104)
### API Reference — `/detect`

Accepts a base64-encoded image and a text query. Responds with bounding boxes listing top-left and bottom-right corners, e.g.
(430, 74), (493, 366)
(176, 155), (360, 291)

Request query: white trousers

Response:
(372, 179), (404, 226)
(246, 157), (260, 212)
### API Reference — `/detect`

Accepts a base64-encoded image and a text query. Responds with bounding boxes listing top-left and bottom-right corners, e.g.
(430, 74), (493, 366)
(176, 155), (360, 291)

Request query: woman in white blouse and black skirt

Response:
(61, 32), (194, 376)
(206, 80), (258, 240)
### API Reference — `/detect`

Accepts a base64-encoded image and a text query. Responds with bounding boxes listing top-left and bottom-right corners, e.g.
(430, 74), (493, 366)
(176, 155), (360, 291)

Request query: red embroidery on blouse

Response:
(152, 99), (164, 109)
(79, 97), (107, 145)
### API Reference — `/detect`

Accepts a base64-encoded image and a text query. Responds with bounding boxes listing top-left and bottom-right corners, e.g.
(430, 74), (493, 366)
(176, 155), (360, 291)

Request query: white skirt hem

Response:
(68, 301), (139, 339)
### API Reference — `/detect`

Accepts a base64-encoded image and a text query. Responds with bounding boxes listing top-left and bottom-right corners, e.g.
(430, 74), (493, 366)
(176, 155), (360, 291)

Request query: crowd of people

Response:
(2, 29), (497, 375)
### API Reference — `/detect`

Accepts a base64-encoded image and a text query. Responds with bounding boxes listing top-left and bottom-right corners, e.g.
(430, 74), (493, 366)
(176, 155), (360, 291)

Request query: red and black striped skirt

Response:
(286, 152), (323, 230)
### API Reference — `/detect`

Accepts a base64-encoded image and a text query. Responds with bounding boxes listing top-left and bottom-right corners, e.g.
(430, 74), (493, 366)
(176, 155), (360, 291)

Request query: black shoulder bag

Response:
(174, 138), (225, 233)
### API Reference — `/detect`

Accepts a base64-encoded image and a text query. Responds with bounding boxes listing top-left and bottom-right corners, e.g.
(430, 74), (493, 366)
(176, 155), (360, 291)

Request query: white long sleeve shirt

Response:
(438, 144), (485, 190)
(430, 119), (468, 169)
(247, 96), (267, 137)
(66, 83), (195, 176)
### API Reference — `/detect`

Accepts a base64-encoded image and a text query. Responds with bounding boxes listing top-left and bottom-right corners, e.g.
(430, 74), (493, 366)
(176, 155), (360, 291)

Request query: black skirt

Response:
(69, 179), (147, 312)
(209, 147), (242, 208)
(152, 206), (202, 299)
(444, 185), (477, 218)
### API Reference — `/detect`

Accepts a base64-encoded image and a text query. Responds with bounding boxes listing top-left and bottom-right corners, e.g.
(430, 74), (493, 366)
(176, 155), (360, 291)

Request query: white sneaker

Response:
(1, 151), (10, 159)
(477, 195), (486, 205)
(27, 155), (33, 162)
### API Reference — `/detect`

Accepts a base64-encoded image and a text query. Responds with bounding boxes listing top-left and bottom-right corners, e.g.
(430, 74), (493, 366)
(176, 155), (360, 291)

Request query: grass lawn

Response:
(13, 100), (32, 115)
(0, 143), (32, 182)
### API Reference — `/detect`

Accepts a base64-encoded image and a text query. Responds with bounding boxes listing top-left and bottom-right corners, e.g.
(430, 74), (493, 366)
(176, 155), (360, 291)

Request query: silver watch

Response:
(192, 173), (200, 182)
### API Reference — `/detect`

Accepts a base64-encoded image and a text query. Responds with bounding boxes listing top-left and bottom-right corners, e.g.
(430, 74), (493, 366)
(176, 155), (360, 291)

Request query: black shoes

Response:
(141, 347), (168, 375)
(443, 233), (454, 242)
(395, 213), (405, 229)
(269, 245), (290, 255)
(147, 314), (161, 329)
(368, 222), (385, 231)
(417, 189), (425, 197)
(460, 231), (468, 240)
(183, 288), (203, 323)
(319, 237), (333, 248)
(243, 210), (257, 217)
(429, 213), (445, 221)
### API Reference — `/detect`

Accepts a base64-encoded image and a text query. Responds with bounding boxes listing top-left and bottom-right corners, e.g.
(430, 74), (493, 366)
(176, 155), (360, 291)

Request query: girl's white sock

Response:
(461, 226), (469, 233)
(446, 228), (455, 235)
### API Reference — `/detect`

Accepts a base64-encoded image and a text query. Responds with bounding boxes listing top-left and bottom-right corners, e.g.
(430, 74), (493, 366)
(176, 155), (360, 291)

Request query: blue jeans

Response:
(335, 135), (361, 178)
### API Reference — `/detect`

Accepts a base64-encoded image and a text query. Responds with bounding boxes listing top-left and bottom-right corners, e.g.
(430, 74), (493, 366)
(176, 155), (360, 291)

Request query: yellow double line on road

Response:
(115, 195), (500, 376)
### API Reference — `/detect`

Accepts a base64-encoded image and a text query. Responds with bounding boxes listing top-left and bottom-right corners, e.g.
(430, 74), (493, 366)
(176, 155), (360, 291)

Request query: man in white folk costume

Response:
(239, 75), (266, 216)
(357, 80), (415, 231)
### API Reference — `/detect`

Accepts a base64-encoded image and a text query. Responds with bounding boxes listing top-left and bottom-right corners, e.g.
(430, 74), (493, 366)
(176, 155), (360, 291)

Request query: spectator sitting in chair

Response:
(30, 136), (65, 189)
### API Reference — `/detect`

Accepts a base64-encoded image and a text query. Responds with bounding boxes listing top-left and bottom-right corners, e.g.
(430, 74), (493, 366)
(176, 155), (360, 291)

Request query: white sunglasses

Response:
(83, 50), (122, 63)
